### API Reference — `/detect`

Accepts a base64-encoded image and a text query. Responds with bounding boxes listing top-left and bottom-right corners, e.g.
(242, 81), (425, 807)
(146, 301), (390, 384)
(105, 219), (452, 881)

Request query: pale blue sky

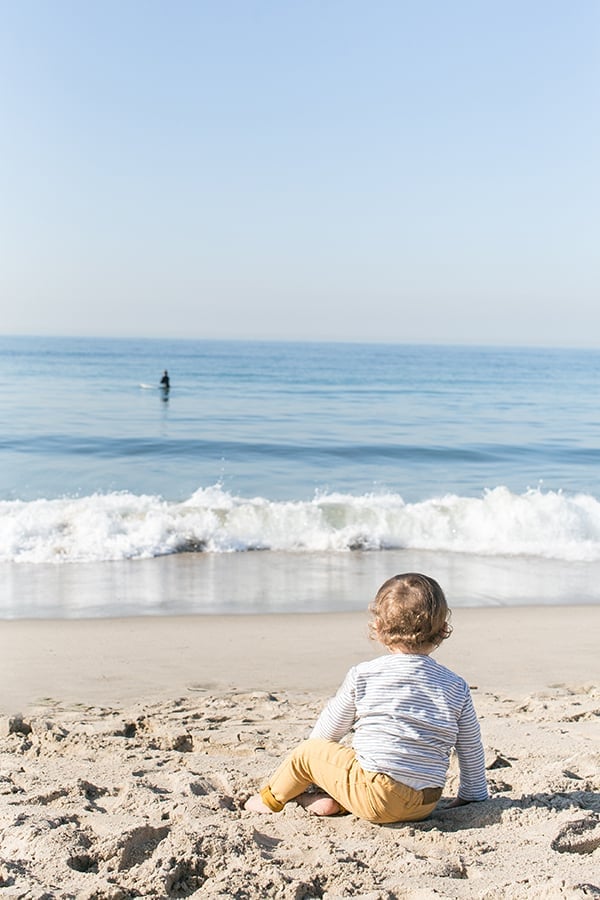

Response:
(1, 1), (598, 345)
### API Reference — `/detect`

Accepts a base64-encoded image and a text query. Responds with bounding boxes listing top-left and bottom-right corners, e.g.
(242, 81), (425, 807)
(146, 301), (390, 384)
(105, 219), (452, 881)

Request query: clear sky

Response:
(1, 1), (598, 345)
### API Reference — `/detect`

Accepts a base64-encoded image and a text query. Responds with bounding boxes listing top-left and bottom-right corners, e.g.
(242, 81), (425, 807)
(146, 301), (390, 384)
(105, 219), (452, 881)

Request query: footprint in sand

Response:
(551, 816), (600, 855)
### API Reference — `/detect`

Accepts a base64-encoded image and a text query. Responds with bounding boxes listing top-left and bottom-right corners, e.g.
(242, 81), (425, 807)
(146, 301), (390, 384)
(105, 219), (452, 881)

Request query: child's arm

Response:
(454, 691), (489, 802)
(310, 667), (358, 742)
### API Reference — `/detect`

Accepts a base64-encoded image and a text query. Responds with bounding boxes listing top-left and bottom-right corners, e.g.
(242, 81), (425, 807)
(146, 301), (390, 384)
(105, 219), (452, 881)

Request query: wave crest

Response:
(2, 485), (600, 564)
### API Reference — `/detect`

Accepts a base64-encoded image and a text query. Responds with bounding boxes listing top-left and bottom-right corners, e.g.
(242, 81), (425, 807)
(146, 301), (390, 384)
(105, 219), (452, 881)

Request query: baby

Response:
(245, 573), (488, 823)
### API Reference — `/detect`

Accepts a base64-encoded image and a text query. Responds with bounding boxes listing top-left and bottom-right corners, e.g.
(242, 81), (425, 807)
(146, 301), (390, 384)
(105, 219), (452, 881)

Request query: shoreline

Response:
(1, 605), (598, 714)
(3, 549), (600, 620)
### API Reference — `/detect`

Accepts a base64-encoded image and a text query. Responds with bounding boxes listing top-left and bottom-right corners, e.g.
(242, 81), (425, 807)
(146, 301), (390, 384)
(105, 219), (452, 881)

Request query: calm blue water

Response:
(2, 336), (600, 613)
(3, 336), (600, 503)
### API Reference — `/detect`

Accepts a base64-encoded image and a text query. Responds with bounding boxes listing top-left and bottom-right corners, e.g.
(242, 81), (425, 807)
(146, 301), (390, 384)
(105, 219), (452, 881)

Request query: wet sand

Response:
(1, 605), (599, 713)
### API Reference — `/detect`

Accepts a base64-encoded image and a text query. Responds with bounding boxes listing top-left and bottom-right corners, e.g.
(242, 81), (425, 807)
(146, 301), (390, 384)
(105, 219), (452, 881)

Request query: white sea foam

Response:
(2, 485), (600, 564)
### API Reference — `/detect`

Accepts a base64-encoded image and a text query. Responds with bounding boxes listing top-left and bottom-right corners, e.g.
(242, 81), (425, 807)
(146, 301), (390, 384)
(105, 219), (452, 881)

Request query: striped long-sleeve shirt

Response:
(310, 652), (488, 801)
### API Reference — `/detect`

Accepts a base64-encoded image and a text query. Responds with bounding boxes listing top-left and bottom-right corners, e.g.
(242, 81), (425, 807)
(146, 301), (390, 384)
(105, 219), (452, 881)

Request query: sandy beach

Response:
(1, 606), (598, 898)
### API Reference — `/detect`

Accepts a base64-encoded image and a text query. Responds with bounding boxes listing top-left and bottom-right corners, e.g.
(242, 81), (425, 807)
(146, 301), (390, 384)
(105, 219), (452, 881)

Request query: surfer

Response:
(160, 370), (170, 391)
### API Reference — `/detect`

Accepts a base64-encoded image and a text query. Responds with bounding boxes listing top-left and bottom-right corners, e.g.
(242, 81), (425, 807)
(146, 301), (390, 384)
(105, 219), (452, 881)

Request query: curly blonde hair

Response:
(368, 573), (452, 651)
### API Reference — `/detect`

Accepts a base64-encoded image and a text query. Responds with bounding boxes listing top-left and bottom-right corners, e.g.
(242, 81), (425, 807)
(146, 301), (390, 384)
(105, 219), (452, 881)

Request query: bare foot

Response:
(244, 793), (275, 813)
(297, 792), (342, 816)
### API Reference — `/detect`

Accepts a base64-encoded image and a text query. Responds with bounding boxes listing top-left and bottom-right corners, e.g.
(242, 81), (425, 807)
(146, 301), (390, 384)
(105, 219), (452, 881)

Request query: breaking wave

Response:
(2, 484), (600, 564)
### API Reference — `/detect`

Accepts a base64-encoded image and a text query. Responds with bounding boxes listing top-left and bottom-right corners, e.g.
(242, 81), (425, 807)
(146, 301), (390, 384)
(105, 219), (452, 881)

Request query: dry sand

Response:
(0, 606), (598, 898)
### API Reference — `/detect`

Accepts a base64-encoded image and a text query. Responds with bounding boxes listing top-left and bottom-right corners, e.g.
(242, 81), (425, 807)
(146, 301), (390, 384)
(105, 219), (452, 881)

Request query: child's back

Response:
(312, 652), (487, 801)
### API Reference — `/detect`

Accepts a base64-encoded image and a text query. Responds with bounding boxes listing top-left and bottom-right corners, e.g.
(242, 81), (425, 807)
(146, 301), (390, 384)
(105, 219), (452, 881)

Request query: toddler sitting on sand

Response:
(245, 573), (488, 823)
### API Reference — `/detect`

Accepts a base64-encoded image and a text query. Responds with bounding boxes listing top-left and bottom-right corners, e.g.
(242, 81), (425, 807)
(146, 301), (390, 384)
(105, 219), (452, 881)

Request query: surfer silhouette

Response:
(160, 370), (170, 391)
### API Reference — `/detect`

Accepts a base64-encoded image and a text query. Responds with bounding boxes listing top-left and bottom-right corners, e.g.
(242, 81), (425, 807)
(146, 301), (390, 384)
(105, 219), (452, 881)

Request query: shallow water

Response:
(2, 550), (599, 620)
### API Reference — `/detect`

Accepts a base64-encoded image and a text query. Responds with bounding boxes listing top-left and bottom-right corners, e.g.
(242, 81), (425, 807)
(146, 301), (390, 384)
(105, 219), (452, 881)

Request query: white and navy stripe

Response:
(311, 653), (488, 801)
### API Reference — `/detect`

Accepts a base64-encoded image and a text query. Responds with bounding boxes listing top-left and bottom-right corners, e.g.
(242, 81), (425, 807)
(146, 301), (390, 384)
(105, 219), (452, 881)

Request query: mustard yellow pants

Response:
(260, 738), (442, 824)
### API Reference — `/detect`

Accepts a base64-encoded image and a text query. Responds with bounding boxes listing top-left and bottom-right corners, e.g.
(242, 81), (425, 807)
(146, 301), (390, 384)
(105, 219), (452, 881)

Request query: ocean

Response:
(2, 335), (600, 617)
